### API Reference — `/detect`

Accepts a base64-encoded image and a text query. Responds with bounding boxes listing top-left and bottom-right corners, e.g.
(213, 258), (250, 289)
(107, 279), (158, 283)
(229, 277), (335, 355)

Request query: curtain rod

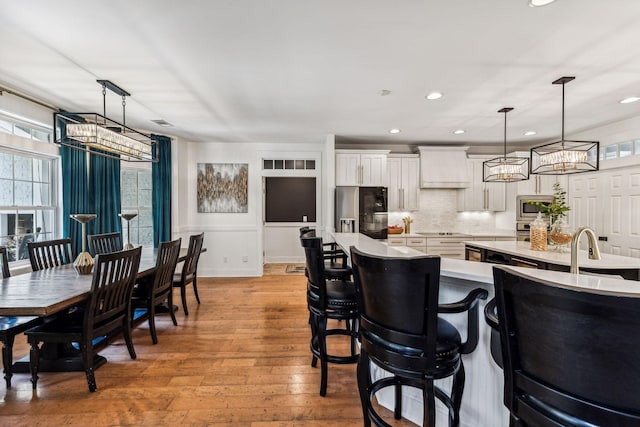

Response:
(0, 85), (58, 112)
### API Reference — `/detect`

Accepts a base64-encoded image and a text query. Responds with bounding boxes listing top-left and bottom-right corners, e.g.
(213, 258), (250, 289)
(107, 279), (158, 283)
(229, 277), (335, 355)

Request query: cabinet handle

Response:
(399, 188), (404, 209)
(484, 189), (488, 209)
(360, 165), (364, 185)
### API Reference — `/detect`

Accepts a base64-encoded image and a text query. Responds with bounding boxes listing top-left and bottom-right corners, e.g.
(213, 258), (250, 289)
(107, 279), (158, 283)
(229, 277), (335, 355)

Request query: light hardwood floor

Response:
(0, 271), (414, 426)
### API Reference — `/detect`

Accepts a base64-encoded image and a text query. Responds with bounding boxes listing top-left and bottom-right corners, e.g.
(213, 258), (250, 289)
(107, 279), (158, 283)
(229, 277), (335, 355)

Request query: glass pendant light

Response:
(483, 107), (529, 182)
(530, 77), (599, 175)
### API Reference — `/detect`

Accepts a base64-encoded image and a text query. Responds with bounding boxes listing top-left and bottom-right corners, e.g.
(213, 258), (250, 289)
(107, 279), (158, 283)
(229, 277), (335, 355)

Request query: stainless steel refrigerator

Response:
(335, 186), (388, 239)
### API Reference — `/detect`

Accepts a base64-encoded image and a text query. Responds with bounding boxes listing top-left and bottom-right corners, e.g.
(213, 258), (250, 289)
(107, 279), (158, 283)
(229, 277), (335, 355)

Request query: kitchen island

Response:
(333, 233), (505, 427)
(465, 240), (640, 280)
(332, 233), (640, 426)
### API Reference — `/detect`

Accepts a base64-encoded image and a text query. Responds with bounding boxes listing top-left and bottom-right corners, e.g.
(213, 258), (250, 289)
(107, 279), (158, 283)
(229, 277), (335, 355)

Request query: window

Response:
(0, 113), (53, 143)
(619, 141), (633, 158)
(0, 150), (56, 262)
(263, 158), (316, 170)
(604, 145), (618, 160)
(121, 167), (153, 247)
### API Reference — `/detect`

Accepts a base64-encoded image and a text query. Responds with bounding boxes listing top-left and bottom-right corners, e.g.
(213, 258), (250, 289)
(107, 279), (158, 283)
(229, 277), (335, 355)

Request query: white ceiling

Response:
(2, 0), (640, 150)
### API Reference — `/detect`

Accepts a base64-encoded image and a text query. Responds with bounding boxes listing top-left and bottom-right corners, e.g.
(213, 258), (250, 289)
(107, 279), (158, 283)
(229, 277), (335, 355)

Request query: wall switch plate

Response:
(303, 215), (308, 222)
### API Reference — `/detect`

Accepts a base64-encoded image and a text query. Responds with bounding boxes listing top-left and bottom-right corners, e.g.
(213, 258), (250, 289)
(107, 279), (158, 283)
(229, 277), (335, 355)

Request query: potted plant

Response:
(526, 182), (570, 224)
(527, 183), (572, 251)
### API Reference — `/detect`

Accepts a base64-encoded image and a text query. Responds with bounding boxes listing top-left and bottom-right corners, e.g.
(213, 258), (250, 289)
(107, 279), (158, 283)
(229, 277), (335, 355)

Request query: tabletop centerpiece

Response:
(527, 183), (572, 252)
(119, 213), (138, 250)
(70, 213), (97, 274)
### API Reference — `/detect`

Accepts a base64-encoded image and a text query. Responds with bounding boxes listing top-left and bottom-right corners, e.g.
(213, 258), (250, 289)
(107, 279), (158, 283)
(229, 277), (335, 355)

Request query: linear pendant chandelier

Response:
(483, 107), (529, 182)
(530, 76), (599, 175)
(54, 80), (156, 162)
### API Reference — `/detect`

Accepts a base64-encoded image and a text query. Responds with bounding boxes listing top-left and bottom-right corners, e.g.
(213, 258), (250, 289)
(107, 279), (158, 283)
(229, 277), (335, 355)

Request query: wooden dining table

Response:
(0, 246), (193, 372)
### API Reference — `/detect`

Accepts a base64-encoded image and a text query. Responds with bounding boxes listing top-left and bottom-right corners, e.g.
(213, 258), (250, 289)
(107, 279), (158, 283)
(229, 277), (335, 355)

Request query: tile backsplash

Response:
(388, 189), (497, 232)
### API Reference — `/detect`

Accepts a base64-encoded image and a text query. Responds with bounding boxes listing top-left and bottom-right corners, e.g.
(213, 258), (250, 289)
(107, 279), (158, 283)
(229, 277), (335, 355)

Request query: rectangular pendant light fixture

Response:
(55, 80), (156, 162)
(530, 77), (599, 175)
(483, 107), (529, 182)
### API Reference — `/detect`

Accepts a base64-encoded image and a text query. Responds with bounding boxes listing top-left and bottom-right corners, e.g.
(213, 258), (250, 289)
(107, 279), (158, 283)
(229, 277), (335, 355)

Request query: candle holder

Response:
(119, 213), (138, 250)
(71, 213), (97, 274)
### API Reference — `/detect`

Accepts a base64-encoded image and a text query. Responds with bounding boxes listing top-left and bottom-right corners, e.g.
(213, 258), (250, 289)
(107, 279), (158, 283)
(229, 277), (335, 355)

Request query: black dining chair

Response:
(490, 265), (640, 426)
(88, 232), (123, 256)
(299, 227), (352, 280)
(350, 247), (488, 427)
(301, 235), (359, 397)
(25, 246), (142, 392)
(172, 233), (204, 315)
(131, 238), (181, 344)
(27, 238), (74, 271)
(0, 246), (41, 388)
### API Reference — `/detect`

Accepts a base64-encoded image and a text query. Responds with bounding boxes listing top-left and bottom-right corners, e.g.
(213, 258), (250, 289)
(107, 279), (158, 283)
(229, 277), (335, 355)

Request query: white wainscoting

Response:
(263, 223), (310, 264)
(175, 225), (262, 277)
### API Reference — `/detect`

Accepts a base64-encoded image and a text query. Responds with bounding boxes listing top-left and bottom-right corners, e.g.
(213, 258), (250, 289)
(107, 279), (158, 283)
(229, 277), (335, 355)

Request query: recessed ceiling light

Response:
(524, 131), (537, 136)
(620, 96), (640, 104)
(528, 0), (556, 7)
(389, 128), (401, 134)
(453, 129), (465, 135)
(425, 92), (443, 100)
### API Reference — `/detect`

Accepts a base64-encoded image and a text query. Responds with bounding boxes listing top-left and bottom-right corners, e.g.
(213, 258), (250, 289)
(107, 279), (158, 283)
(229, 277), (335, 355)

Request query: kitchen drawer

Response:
(426, 237), (467, 259)
(405, 237), (427, 247)
(405, 237), (426, 254)
(387, 237), (406, 246)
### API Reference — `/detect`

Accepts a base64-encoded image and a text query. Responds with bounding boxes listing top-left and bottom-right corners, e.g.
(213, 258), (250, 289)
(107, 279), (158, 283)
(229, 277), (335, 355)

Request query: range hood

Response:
(416, 146), (471, 188)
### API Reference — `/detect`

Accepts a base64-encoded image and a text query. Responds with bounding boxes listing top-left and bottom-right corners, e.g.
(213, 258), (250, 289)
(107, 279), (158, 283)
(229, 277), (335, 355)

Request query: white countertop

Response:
(466, 240), (640, 270)
(497, 265), (640, 297)
(332, 233), (640, 296)
(332, 232), (425, 258)
(333, 233), (496, 285)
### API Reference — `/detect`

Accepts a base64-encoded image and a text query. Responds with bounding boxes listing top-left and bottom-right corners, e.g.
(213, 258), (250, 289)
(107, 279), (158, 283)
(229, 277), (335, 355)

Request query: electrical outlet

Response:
(223, 257), (228, 263)
(242, 256), (248, 263)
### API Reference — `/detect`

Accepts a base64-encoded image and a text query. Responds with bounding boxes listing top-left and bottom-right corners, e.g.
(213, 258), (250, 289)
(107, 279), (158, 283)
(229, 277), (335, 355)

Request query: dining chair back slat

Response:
(88, 232), (123, 256)
(27, 238), (74, 271)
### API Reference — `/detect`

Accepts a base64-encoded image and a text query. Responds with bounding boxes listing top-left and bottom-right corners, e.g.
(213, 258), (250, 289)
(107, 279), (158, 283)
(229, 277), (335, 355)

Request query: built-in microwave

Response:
(516, 195), (554, 222)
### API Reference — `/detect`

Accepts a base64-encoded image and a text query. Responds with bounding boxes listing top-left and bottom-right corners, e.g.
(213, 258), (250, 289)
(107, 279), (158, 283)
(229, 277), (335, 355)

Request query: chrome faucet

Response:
(570, 227), (601, 274)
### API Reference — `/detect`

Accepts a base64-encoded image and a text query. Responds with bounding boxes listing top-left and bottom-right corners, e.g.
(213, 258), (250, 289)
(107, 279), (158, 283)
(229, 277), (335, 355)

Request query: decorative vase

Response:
(119, 213), (138, 249)
(549, 217), (572, 252)
(71, 214), (97, 274)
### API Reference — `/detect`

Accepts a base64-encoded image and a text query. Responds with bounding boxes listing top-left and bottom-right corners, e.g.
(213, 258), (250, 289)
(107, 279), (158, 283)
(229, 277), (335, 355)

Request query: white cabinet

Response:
(387, 235), (427, 253)
(426, 236), (469, 259)
(517, 174), (558, 195)
(457, 157), (506, 211)
(335, 150), (389, 186)
(510, 151), (567, 195)
(387, 155), (419, 211)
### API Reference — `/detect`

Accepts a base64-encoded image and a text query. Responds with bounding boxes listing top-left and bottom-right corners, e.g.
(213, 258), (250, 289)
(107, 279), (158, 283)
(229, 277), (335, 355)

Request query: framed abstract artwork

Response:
(197, 163), (248, 213)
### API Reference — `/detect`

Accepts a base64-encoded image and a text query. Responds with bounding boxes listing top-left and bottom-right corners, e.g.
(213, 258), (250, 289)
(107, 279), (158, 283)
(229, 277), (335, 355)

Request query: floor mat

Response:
(285, 264), (306, 274)
(263, 263), (306, 275)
